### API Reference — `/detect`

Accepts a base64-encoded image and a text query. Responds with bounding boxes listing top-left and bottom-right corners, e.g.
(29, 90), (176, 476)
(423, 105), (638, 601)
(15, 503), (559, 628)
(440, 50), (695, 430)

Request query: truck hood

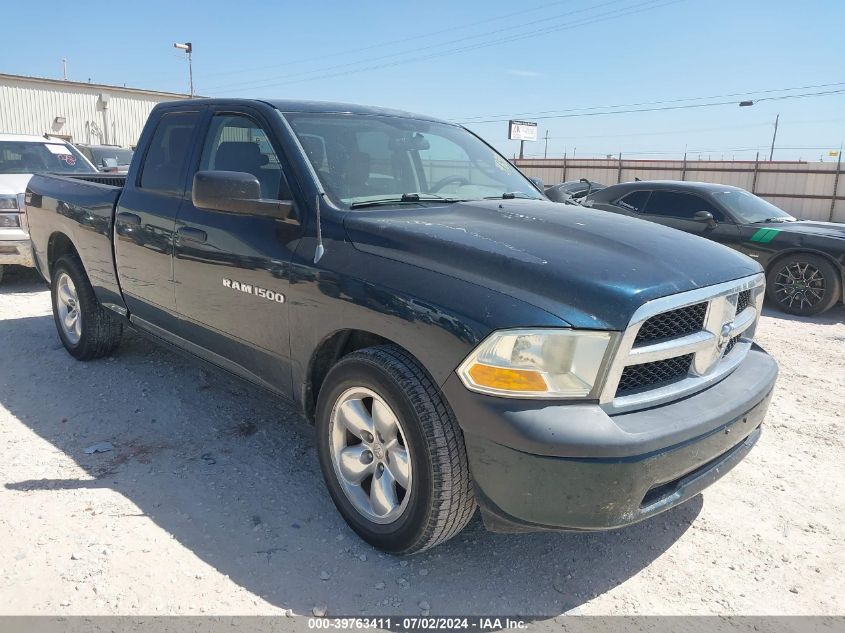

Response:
(0, 174), (33, 196)
(344, 199), (761, 329)
(755, 220), (845, 240)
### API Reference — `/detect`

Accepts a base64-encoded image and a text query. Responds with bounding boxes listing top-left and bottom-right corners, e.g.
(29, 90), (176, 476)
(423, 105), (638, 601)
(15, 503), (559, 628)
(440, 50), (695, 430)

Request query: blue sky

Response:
(2, 0), (843, 160)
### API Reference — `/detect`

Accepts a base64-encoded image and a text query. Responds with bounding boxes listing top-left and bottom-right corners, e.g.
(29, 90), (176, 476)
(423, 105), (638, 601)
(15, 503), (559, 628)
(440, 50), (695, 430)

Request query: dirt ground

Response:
(0, 265), (842, 619)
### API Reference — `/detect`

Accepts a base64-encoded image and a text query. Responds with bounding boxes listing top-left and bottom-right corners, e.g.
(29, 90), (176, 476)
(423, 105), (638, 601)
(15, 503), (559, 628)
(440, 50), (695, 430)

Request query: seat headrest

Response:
(215, 142), (269, 171)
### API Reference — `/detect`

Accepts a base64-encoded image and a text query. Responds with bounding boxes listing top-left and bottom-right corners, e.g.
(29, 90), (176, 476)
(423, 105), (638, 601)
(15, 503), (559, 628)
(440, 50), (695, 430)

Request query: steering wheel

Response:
(430, 175), (469, 193)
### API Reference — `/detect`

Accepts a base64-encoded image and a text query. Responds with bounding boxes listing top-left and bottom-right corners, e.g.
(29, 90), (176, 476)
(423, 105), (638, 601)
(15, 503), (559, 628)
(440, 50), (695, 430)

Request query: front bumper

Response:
(444, 347), (778, 532)
(0, 234), (34, 267)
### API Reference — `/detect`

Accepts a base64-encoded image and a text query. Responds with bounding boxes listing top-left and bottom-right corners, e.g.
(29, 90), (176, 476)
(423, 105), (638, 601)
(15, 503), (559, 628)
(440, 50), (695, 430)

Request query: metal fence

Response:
(514, 155), (844, 223)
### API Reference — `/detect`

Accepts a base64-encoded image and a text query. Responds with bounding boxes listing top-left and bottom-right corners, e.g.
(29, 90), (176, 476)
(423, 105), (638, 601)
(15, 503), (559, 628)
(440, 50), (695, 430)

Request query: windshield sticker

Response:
(750, 228), (780, 243)
(494, 155), (510, 172)
(58, 154), (77, 166)
(45, 144), (72, 155)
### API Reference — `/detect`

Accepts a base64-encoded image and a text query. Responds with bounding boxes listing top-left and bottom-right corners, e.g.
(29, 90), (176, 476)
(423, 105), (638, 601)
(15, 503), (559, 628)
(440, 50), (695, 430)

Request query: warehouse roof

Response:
(0, 73), (194, 99)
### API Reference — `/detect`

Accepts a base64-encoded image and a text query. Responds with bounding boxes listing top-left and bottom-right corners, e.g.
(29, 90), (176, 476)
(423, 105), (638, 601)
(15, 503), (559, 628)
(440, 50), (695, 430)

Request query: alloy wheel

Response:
(56, 272), (82, 344)
(329, 387), (412, 524)
(774, 262), (826, 311)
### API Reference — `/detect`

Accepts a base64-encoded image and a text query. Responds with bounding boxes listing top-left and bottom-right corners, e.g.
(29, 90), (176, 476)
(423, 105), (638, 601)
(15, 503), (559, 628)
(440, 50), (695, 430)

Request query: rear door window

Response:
(139, 111), (200, 195)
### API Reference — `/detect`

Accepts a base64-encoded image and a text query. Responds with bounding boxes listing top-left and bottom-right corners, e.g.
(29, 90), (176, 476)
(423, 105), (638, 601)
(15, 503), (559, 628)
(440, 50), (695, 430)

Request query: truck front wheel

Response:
(316, 345), (476, 554)
(51, 255), (123, 360)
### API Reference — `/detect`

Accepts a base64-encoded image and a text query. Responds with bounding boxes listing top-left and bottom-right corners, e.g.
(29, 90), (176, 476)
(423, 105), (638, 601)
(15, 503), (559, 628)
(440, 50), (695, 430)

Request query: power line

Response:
(206, 0), (683, 93)
(457, 81), (845, 123)
(205, 0), (633, 91)
(541, 120), (773, 141)
(199, 0), (577, 82)
(462, 88), (845, 123)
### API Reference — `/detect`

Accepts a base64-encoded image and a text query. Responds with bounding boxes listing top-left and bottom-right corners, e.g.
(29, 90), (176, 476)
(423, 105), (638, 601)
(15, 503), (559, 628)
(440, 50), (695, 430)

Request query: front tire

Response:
(766, 253), (841, 316)
(316, 345), (475, 554)
(51, 255), (123, 359)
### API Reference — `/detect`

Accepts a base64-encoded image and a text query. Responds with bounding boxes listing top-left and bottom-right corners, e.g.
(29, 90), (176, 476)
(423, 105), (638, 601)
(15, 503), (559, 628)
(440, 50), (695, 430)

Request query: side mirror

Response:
(192, 170), (294, 220)
(528, 176), (544, 191)
(102, 157), (118, 168)
(693, 210), (717, 228)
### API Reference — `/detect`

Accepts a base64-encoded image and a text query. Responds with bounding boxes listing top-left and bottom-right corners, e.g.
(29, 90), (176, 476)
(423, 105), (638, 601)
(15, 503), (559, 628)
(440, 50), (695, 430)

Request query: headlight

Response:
(457, 329), (612, 398)
(0, 194), (19, 210)
(0, 214), (21, 228)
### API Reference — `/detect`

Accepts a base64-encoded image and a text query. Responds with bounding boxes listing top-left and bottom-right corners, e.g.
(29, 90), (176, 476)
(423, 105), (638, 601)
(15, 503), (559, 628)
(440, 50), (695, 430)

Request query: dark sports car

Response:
(545, 179), (606, 204)
(583, 181), (845, 316)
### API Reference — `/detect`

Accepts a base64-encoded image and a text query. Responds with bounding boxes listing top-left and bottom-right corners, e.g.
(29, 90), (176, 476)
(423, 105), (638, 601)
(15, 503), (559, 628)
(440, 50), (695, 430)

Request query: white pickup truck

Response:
(0, 133), (97, 282)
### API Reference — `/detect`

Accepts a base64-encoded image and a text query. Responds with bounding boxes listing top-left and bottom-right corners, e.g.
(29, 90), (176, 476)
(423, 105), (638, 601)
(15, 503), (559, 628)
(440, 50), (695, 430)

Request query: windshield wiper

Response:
(349, 193), (462, 209)
(482, 192), (542, 200)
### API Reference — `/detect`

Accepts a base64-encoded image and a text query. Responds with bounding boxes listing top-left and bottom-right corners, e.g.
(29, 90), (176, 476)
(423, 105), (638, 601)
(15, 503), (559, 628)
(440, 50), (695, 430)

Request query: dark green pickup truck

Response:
(25, 99), (777, 553)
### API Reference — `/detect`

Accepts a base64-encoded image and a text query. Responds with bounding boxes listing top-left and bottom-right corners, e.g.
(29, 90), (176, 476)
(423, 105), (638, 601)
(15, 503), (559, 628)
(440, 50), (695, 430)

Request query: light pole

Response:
(739, 100), (779, 161)
(173, 42), (193, 97)
(769, 114), (779, 161)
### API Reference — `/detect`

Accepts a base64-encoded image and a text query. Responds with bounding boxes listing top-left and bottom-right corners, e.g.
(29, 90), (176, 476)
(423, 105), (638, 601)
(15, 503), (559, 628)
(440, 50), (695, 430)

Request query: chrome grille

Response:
(736, 290), (751, 314)
(616, 354), (693, 396)
(634, 302), (707, 345)
(724, 334), (742, 356)
(601, 274), (766, 413)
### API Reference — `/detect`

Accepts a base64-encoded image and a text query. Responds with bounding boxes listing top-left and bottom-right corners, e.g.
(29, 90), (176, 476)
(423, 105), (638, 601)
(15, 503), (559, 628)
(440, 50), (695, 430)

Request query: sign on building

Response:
(508, 120), (538, 142)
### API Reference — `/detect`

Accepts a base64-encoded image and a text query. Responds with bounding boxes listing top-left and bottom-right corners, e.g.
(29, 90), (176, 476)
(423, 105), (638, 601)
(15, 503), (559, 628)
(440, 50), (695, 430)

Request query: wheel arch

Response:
(47, 231), (81, 277)
(303, 329), (423, 423)
(765, 248), (845, 302)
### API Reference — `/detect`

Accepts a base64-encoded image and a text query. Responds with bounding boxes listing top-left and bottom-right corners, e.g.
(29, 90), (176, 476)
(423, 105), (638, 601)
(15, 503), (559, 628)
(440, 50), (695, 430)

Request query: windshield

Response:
(283, 112), (541, 208)
(89, 147), (134, 166)
(711, 189), (795, 223)
(0, 141), (96, 175)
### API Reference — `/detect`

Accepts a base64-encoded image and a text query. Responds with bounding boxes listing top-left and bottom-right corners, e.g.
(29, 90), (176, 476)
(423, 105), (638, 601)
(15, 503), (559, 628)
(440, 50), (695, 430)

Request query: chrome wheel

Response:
(329, 387), (412, 524)
(774, 262), (826, 311)
(56, 272), (82, 345)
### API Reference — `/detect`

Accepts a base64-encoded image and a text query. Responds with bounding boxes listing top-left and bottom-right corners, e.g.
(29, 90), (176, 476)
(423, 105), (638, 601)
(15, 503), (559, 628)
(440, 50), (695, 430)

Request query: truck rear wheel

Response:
(316, 345), (476, 554)
(51, 255), (123, 360)
(766, 253), (841, 316)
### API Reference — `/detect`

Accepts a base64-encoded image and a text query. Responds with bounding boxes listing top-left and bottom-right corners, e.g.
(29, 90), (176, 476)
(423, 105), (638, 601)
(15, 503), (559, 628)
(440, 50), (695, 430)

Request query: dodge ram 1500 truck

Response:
(25, 99), (778, 554)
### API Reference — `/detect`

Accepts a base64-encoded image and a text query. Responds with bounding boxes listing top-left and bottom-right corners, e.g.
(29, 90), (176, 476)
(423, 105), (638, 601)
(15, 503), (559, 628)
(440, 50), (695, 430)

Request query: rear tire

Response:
(766, 253), (841, 316)
(316, 345), (475, 555)
(51, 255), (123, 359)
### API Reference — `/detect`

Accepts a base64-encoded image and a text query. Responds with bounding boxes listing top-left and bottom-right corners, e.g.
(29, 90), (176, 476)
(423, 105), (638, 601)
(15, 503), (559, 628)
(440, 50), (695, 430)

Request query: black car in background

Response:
(585, 181), (845, 316)
(75, 144), (134, 173)
(545, 179), (605, 204)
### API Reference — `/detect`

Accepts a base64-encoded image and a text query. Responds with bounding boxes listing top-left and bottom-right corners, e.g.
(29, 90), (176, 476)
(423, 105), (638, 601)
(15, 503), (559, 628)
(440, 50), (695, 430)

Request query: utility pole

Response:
(61, 58), (67, 80)
(544, 130), (549, 159)
(174, 42), (194, 97)
(769, 114), (779, 161)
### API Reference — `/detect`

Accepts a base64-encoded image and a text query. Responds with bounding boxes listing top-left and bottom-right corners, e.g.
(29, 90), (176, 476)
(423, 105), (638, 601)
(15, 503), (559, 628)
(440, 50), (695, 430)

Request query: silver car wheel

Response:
(56, 272), (82, 345)
(329, 387), (412, 524)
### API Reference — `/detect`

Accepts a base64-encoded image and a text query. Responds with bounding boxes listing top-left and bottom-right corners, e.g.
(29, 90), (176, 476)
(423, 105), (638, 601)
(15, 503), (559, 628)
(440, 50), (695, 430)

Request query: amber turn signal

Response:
(466, 363), (547, 392)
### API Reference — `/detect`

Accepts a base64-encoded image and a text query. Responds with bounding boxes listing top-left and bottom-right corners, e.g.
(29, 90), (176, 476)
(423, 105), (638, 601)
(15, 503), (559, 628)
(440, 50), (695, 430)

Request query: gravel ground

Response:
(0, 265), (842, 619)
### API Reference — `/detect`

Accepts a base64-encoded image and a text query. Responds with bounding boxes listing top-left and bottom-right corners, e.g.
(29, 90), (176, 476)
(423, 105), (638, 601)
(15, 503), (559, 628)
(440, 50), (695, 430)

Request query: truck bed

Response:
(25, 172), (126, 309)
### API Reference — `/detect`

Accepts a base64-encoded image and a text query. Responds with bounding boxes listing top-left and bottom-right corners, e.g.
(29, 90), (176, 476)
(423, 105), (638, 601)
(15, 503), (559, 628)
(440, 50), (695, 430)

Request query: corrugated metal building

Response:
(0, 73), (191, 148)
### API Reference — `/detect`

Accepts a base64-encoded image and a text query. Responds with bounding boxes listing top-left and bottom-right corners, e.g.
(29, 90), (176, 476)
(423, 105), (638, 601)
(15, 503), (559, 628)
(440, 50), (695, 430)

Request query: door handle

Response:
(116, 212), (141, 226)
(177, 226), (208, 243)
